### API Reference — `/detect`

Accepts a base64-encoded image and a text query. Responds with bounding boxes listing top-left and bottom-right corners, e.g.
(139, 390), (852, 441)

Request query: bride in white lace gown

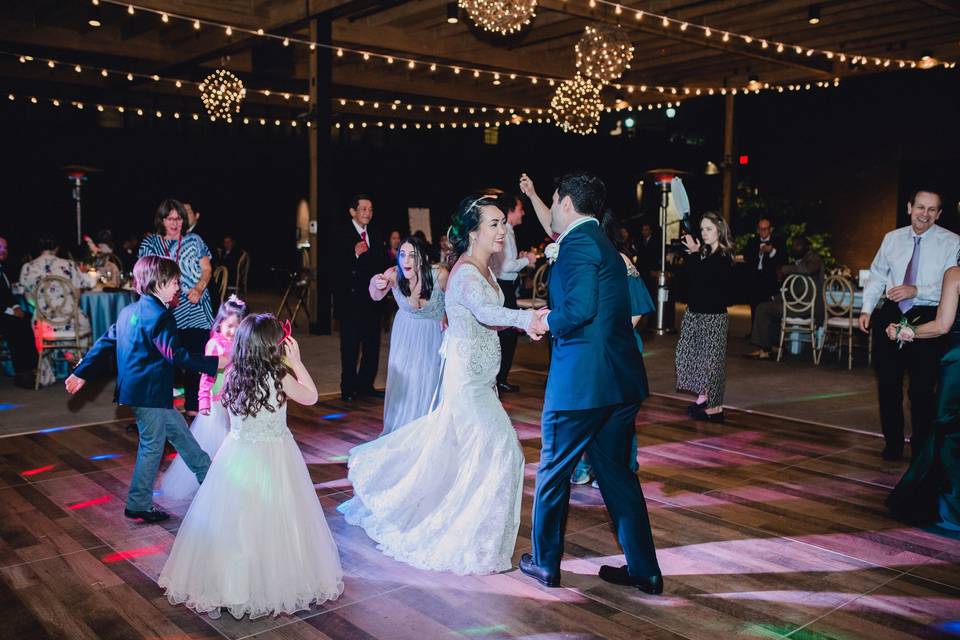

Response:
(338, 194), (547, 575)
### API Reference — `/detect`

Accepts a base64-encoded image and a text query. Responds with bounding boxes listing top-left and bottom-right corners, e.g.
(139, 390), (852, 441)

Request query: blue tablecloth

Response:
(80, 290), (138, 340)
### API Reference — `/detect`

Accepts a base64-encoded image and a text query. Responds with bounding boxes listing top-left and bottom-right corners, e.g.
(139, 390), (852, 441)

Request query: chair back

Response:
(823, 274), (855, 322)
(237, 251), (250, 295)
(781, 274), (816, 323)
(33, 275), (81, 329)
(530, 263), (548, 305)
(212, 265), (229, 305)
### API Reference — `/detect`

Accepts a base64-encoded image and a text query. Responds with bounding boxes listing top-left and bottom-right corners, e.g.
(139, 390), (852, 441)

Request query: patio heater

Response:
(646, 168), (690, 335)
(63, 165), (99, 246)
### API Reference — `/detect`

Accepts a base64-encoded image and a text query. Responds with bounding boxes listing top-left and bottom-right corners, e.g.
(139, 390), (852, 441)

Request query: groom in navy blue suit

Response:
(519, 172), (662, 594)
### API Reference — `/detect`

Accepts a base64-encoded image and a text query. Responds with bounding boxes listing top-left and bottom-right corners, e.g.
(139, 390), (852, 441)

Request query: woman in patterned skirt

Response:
(139, 199), (215, 415)
(675, 212), (734, 423)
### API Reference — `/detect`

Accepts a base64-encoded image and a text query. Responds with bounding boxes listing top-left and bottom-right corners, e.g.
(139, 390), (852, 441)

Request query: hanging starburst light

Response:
(575, 25), (634, 84)
(198, 69), (246, 122)
(550, 74), (603, 135)
(459, 0), (537, 35)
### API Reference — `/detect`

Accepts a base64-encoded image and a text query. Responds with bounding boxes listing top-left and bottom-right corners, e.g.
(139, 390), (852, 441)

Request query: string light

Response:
(575, 25), (633, 84)
(459, 0), (537, 35)
(87, 0), (955, 81)
(198, 69), (246, 122)
(550, 73), (603, 135)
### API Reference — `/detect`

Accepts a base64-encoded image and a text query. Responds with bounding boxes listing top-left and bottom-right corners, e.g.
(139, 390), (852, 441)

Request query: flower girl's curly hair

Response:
(222, 314), (288, 417)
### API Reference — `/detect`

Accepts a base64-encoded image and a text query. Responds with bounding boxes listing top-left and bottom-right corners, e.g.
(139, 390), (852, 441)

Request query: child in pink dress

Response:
(160, 296), (247, 500)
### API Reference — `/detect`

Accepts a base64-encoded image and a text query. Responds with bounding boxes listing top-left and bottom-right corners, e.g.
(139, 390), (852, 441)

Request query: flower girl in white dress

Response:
(159, 314), (343, 619)
(160, 295), (247, 500)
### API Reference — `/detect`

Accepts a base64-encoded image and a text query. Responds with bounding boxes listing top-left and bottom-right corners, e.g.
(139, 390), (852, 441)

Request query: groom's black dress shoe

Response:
(598, 565), (663, 595)
(520, 553), (559, 587)
(124, 506), (170, 523)
(360, 388), (386, 399)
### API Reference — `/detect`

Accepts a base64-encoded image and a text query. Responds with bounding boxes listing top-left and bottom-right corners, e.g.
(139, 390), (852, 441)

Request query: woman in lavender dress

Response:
(369, 235), (447, 436)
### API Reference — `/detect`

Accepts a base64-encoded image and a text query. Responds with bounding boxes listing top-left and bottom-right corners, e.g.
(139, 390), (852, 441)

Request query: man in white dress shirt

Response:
(859, 188), (960, 460)
(490, 193), (537, 393)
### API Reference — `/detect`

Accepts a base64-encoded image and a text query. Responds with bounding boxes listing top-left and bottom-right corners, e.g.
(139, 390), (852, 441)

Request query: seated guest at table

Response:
(117, 234), (139, 274)
(19, 234), (93, 350)
(83, 229), (115, 257)
(20, 234), (91, 295)
(490, 192), (536, 394)
(747, 236), (825, 360)
(744, 217), (786, 337)
(219, 234), (242, 280)
(0, 236), (38, 387)
(859, 188), (960, 460)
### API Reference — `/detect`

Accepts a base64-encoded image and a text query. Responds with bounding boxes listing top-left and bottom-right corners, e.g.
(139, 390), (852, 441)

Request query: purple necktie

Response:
(898, 236), (921, 313)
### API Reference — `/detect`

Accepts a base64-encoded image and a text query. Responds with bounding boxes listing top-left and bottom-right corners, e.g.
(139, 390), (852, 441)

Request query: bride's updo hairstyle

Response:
(222, 313), (288, 417)
(447, 193), (499, 258)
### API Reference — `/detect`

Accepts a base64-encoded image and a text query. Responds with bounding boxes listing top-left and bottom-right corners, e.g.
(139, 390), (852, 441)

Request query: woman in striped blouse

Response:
(139, 199), (215, 415)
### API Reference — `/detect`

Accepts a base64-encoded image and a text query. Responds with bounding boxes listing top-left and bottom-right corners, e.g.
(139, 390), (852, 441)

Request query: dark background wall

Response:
(2, 68), (957, 282)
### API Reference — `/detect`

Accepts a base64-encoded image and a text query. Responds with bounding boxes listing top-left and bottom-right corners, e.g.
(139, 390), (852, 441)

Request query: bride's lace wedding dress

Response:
(338, 263), (534, 575)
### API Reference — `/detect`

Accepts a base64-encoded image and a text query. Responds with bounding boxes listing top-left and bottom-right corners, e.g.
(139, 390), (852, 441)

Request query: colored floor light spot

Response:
(67, 495), (111, 509)
(38, 425), (68, 433)
(89, 454), (121, 461)
(457, 625), (509, 636)
(328, 455), (349, 462)
(102, 544), (164, 563)
(0, 403), (20, 411)
(21, 464), (56, 476)
(322, 413), (347, 420)
(164, 452), (177, 460)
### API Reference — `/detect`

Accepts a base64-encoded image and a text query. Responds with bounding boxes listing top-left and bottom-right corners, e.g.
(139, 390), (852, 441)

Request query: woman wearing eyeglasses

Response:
(139, 198), (215, 415)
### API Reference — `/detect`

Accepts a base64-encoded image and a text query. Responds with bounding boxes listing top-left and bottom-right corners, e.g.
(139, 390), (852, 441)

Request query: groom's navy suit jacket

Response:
(544, 219), (648, 413)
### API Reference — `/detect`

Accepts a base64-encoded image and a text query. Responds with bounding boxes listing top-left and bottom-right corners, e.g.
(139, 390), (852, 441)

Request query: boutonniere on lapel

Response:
(544, 243), (559, 264)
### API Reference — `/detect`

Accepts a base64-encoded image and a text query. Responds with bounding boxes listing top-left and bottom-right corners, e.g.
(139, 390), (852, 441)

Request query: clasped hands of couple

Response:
(526, 308), (550, 341)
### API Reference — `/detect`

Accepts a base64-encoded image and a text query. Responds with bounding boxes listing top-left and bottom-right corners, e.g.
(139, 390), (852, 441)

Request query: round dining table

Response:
(80, 289), (138, 340)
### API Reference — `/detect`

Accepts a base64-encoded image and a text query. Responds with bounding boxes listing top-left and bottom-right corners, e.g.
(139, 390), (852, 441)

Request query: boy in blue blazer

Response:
(66, 256), (224, 523)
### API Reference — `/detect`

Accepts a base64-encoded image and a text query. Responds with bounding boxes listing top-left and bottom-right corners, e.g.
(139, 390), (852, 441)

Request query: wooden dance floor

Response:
(1, 369), (958, 640)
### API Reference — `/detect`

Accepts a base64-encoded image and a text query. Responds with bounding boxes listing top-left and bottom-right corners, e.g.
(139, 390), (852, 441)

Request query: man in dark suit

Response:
(0, 236), (38, 388)
(518, 172), (662, 594)
(332, 195), (388, 402)
(744, 217), (786, 335)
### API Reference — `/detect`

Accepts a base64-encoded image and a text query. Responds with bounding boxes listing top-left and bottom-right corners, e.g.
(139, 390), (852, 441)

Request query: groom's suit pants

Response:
(532, 401), (660, 577)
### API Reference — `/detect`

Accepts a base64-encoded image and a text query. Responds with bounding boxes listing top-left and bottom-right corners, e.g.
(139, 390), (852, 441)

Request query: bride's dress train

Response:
(339, 263), (533, 575)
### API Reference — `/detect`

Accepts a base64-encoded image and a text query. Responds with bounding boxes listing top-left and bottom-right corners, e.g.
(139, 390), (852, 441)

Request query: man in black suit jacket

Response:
(0, 236), (38, 388)
(744, 218), (786, 332)
(331, 195), (388, 402)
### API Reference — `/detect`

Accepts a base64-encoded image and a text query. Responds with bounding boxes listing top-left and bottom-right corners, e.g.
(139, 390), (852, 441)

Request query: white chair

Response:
(211, 265), (229, 308)
(777, 274), (819, 364)
(32, 275), (91, 389)
(227, 251), (250, 297)
(516, 263), (548, 310)
(822, 274), (872, 369)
